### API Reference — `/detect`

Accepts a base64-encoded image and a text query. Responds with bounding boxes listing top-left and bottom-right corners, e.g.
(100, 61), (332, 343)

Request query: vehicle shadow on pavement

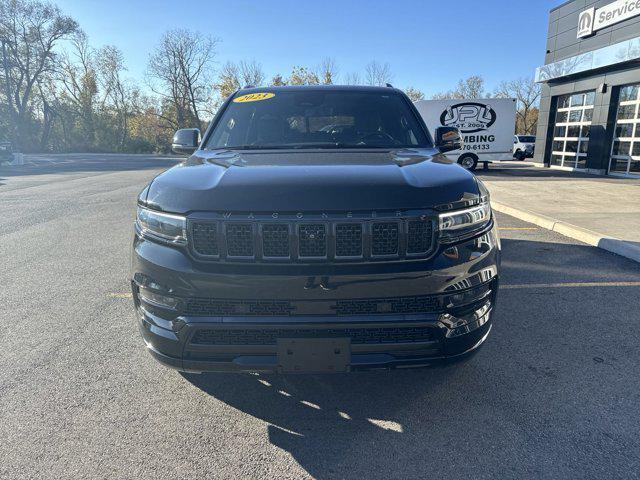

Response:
(183, 365), (473, 479)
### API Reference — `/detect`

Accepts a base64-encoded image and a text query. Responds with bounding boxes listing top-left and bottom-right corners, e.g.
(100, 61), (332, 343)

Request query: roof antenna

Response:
(243, 85), (254, 89)
(385, 83), (394, 88)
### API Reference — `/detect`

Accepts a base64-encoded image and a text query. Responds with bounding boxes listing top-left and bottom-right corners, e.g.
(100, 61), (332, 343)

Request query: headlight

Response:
(439, 200), (491, 242)
(136, 206), (187, 244)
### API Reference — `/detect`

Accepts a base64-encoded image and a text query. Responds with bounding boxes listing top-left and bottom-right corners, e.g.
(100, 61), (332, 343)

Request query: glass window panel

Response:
(552, 140), (564, 152)
(569, 110), (582, 122)
(557, 95), (570, 109)
(576, 156), (587, 169)
(570, 94), (585, 107)
(630, 160), (640, 173)
(613, 141), (632, 156)
(550, 154), (563, 166)
(567, 126), (580, 137)
(610, 157), (629, 173)
(618, 105), (636, 120)
(563, 156), (577, 168)
(632, 143), (640, 157)
(620, 85), (639, 102)
(584, 92), (596, 106)
(554, 125), (566, 137)
(565, 141), (579, 153)
(581, 125), (590, 138)
(556, 111), (568, 123)
(579, 141), (589, 153)
(616, 123), (635, 138)
(583, 109), (593, 122)
(635, 124), (640, 138)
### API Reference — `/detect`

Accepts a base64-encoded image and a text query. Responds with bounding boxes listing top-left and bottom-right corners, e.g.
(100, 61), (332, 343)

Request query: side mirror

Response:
(172, 128), (201, 155)
(434, 126), (462, 153)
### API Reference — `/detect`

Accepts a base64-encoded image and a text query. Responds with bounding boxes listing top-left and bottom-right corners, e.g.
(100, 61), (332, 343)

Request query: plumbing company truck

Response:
(414, 98), (517, 171)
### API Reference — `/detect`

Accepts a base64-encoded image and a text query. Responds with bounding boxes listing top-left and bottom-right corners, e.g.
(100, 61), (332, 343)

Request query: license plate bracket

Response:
(277, 338), (351, 373)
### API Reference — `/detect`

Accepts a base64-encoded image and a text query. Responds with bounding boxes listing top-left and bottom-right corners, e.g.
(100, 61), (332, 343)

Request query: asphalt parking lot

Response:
(1, 154), (639, 479)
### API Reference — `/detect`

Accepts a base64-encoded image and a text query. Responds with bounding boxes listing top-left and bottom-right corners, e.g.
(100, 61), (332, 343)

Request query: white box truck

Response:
(414, 98), (517, 171)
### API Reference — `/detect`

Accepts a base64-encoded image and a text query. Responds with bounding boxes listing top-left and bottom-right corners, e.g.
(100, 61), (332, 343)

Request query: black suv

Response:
(132, 86), (500, 373)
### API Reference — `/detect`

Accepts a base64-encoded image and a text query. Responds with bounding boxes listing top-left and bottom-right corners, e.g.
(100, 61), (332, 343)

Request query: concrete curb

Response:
(491, 201), (640, 264)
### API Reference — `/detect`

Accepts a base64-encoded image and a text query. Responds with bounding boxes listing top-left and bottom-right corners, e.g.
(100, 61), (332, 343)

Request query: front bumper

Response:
(132, 226), (500, 373)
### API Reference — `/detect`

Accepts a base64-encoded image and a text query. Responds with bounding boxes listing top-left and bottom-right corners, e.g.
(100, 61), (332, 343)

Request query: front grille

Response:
(335, 223), (363, 257)
(407, 220), (433, 254)
(190, 326), (435, 346)
(226, 223), (254, 257)
(262, 224), (290, 257)
(184, 298), (295, 316)
(372, 222), (399, 256)
(298, 224), (327, 257)
(189, 213), (435, 263)
(183, 294), (442, 317)
(192, 222), (218, 256)
(332, 295), (439, 315)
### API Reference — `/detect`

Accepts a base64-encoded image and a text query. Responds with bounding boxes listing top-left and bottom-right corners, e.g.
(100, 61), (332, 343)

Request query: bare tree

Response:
(212, 60), (265, 109)
(404, 86), (425, 102)
(364, 61), (393, 86)
(343, 72), (361, 85)
(432, 75), (486, 99)
(317, 57), (338, 85)
(494, 76), (541, 134)
(97, 45), (134, 150)
(57, 31), (99, 148)
(238, 60), (264, 87)
(0, 0), (78, 149)
(147, 29), (217, 130)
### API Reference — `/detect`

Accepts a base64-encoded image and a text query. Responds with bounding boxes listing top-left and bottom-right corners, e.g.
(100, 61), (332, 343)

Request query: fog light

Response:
(138, 287), (179, 310)
(443, 284), (492, 310)
(439, 302), (491, 338)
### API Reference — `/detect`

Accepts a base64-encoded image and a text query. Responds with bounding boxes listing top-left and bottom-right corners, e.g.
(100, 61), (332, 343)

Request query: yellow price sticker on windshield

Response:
(233, 92), (275, 103)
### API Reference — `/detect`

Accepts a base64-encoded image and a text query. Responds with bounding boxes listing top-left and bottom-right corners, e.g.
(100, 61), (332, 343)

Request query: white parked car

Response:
(513, 135), (535, 160)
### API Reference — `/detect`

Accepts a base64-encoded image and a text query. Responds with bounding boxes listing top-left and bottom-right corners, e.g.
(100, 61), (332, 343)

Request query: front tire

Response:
(514, 150), (525, 161)
(458, 154), (478, 171)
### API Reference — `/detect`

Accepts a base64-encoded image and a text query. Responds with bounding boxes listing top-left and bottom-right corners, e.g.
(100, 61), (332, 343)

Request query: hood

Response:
(144, 148), (481, 214)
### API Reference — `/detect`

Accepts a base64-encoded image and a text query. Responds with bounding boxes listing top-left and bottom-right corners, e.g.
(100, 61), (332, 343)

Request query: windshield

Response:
(518, 136), (535, 143)
(205, 90), (431, 150)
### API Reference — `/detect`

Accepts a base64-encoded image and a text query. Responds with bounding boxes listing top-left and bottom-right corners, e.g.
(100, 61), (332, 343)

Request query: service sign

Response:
(578, 0), (640, 38)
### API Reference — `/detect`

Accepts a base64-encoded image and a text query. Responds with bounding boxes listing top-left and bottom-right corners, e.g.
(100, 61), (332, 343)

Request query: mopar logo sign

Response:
(440, 102), (496, 134)
(577, 7), (595, 37)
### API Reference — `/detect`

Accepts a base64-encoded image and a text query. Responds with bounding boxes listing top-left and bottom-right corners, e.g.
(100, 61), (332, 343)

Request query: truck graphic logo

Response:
(440, 102), (496, 134)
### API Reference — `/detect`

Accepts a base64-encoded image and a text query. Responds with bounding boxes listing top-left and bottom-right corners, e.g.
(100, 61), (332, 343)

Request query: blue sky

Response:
(56, 0), (560, 97)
